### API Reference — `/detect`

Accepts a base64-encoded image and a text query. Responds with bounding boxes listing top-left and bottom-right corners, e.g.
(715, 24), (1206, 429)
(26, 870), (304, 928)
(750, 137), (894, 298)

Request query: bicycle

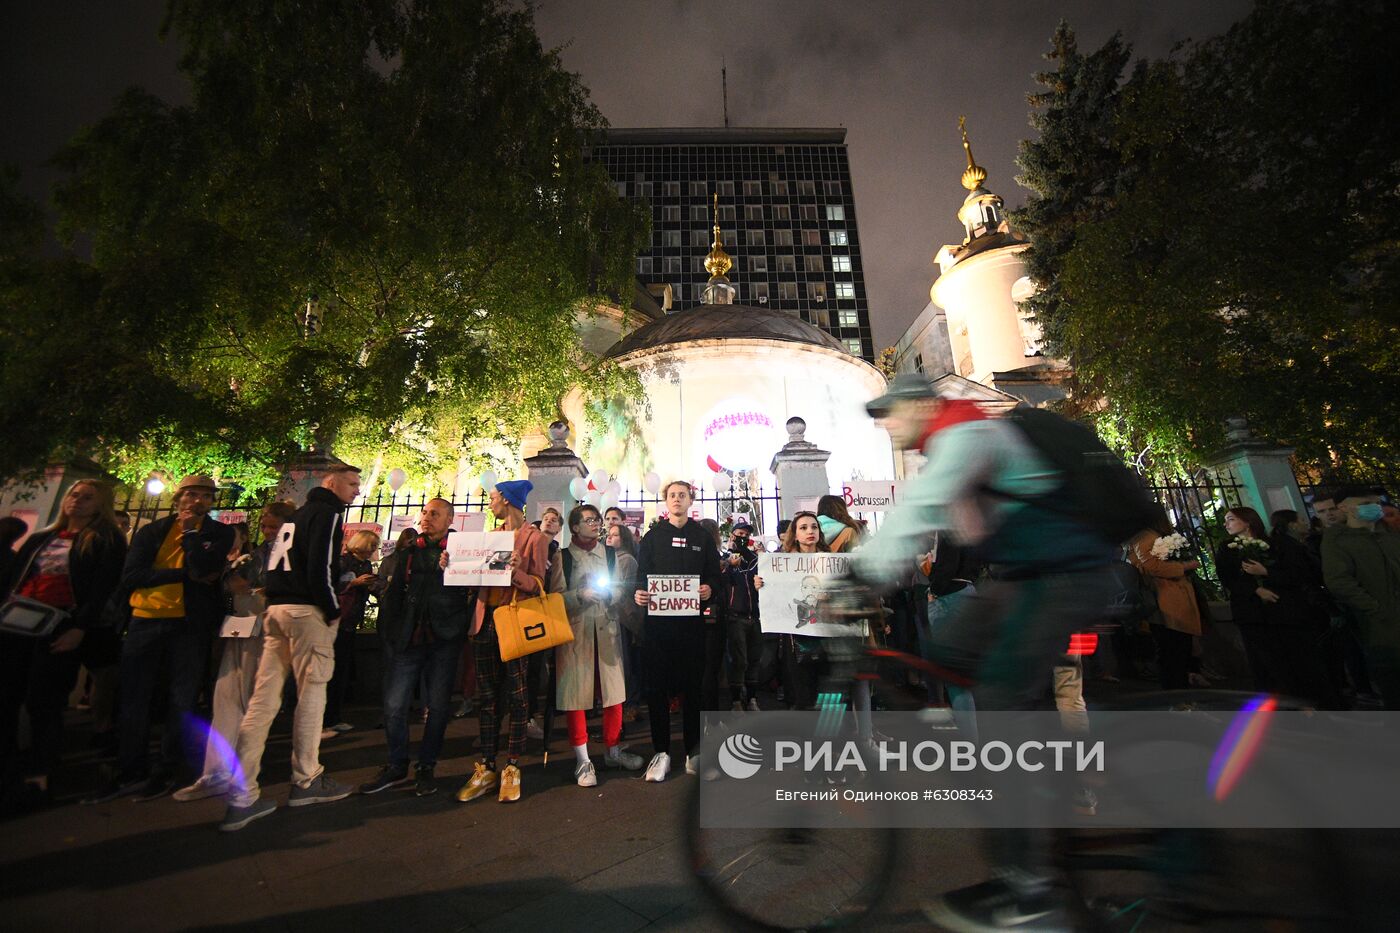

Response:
(684, 590), (1359, 931)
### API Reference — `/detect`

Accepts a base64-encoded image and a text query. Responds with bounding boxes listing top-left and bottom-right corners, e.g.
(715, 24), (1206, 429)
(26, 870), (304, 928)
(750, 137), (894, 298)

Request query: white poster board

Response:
(443, 531), (513, 587)
(383, 514), (417, 557)
(646, 574), (700, 616)
(451, 511), (486, 533)
(842, 481), (904, 513)
(758, 551), (856, 638)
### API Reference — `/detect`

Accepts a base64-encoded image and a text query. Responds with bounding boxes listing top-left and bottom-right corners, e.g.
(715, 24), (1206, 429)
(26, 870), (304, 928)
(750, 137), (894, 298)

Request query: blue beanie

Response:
(495, 479), (533, 511)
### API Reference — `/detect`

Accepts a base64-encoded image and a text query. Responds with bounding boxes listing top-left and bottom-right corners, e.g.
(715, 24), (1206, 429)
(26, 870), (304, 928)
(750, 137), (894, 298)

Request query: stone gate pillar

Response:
(1203, 416), (1307, 516)
(769, 417), (832, 520)
(523, 421), (587, 546)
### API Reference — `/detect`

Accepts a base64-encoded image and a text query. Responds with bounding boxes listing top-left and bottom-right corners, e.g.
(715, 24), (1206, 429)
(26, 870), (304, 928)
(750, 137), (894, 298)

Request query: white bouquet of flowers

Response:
(1150, 533), (1191, 561)
(1227, 536), (1271, 562)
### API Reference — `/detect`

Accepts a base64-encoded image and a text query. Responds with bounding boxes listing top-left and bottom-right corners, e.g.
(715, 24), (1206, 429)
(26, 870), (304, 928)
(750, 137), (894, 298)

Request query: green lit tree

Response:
(0, 0), (647, 494)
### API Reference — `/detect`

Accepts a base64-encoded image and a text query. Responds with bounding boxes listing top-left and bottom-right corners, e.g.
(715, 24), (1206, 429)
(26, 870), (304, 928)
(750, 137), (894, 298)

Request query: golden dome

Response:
(703, 192), (733, 279)
(959, 115), (987, 191)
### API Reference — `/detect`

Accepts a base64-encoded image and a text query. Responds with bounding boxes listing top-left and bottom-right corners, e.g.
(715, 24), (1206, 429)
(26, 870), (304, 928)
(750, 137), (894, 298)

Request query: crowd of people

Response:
(0, 385), (1396, 891)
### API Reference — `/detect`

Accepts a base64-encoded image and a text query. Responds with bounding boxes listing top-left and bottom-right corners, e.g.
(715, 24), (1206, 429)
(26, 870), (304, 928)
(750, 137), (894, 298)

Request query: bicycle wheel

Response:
(685, 778), (898, 931)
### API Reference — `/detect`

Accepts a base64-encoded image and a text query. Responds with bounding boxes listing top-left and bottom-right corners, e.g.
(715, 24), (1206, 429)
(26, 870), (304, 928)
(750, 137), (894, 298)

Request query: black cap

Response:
(865, 373), (938, 418)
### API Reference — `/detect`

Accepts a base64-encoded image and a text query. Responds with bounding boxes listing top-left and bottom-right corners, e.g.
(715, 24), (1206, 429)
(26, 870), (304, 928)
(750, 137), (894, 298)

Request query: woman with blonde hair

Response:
(1, 480), (127, 807)
(322, 528), (381, 738)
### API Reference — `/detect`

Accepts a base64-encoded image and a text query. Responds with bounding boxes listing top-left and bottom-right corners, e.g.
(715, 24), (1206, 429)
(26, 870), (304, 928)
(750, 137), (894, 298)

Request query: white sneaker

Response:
(574, 759), (597, 787)
(644, 752), (671, 782)
(685, 755), (697, 775)
(526, 718), (545, 740)
(172, 774), (229, 802)
(603, 747), (645, 771)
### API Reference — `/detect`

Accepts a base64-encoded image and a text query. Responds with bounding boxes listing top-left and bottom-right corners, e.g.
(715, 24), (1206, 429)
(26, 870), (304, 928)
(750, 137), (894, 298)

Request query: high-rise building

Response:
(587, 127), (874, 361)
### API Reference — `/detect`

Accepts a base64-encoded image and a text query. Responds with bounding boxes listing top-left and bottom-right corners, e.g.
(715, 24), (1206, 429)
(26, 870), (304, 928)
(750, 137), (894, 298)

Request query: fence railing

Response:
(1142, 469), (1247, 589)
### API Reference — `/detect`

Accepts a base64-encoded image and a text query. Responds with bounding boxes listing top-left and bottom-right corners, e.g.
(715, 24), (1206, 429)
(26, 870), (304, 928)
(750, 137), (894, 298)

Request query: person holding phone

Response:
(321, 529), (381, 738)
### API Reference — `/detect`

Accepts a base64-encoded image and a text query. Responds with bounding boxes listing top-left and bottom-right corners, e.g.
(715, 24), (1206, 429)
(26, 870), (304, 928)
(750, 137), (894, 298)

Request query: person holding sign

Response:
(631, 481), (722, 782)
(755, 512), (830, 711)
(457, 480), (563, 805)
(360, 498), (474, 798)
(556, 504), (645, 786)
(173, 501), (296, 803)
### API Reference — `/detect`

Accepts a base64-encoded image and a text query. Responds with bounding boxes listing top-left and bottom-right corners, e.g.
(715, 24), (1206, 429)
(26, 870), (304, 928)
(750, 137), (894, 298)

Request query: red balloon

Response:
(706, 455), (724, 473)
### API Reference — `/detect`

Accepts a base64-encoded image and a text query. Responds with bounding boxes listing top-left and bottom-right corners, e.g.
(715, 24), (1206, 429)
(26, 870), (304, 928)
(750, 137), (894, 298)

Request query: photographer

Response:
(722, 519), (762, 711)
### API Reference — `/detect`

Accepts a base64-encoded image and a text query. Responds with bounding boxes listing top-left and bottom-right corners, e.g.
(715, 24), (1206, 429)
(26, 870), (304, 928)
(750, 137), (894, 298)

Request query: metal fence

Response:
(1143, 469), (1248, 589)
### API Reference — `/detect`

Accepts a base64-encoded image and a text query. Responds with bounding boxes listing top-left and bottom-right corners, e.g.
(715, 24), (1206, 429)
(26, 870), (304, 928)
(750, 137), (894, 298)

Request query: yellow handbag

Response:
(494, 575), (573, 662)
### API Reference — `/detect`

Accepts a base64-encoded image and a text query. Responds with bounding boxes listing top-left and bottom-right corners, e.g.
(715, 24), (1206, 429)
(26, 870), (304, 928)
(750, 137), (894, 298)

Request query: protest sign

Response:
(342, 521), (383, 542)
(757, 551), (858, 638)
(842, 481), (904, 513)
(647, 574), (700, 616)
(443, 531), (513, 587)
(382, 514), (416, 557)
(450, 512), (486, 533)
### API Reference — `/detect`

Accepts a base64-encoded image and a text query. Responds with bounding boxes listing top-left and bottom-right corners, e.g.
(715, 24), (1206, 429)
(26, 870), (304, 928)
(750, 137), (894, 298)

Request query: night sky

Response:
(5, 0), (1251, 348)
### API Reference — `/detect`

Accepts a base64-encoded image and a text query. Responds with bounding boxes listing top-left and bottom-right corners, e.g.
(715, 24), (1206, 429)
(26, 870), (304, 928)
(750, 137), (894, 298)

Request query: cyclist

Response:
(849, 374), (1118, 932)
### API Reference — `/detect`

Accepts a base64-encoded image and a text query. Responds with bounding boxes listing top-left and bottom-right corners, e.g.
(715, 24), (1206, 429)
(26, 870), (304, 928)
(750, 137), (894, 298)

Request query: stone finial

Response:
(547, 420), (570, 450)
(1224, 416), (1252, 444)
(785, 417), (807, 444)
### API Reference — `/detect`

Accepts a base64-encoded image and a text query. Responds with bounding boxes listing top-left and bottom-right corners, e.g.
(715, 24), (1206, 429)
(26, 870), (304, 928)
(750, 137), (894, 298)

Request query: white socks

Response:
(573, 743), (590, 765)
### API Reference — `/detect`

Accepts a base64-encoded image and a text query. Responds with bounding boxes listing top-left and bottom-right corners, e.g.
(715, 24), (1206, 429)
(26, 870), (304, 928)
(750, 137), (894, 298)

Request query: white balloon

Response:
(600, 491), (620, 512)
(605, 479), (622, 497)
(589, 469), (610, 490)
(643, 471), (661, 494)
(711, 472), (732, 493)
(480, 469), (498, 491)
(569, 477), (588, 501)
(586, 491), (602, 508)
(387, 468), (407, 492)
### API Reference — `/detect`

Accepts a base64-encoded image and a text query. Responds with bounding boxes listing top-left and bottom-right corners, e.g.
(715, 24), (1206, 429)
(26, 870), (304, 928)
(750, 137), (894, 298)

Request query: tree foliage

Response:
(1015, 1), (1400, 473)
(0, 0), (647, 492)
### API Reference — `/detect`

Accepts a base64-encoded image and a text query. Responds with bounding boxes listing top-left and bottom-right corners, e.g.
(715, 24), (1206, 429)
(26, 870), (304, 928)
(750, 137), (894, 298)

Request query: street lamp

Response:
(144, 473), (166, 496)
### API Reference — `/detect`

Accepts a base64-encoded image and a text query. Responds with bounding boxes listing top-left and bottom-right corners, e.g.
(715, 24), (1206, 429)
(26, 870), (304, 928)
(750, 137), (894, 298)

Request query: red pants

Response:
(567, 704), (622, 748)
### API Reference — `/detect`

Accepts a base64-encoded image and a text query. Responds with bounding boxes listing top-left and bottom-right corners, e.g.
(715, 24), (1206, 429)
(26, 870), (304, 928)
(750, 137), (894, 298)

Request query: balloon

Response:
(605, 479), (622, 497)
(386, 468), (407, 492)
(586, 491), (602, 508)
(600, 491), (620, 512)
(589, 469), (610, 490)
(763, 536), (781, 552)
(480, 469), (498, 492)
(711, 472), (731, 494)
(569, 477), (588, 501)
(643, 471), (661, 494)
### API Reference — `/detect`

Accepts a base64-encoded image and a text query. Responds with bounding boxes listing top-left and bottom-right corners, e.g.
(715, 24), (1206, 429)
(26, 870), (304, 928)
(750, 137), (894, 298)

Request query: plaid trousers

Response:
(473, 609), (530, 763)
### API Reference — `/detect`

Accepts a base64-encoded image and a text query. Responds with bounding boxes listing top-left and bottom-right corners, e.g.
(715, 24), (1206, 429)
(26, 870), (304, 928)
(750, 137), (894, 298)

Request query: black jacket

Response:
(4, 526), (128, 634)
(636, 518), (723, 622)
(265, 487), (346, 618)
(376, 534), (474, 650)
(722, 548), (760, 619)
(1260, 534), (1330, 627)
(122, 514), (234, 626)
(1216, 538), (1266, 626)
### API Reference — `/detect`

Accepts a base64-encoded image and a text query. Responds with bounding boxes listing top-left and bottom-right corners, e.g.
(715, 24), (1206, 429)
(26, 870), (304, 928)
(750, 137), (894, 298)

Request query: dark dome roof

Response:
(604, 303), (849, 359)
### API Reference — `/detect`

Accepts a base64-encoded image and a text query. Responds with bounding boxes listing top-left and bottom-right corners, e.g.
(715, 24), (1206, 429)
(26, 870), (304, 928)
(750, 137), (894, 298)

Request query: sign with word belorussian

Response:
(444, 531), (514, 587)
(843, 480), (904, 513)
(757, 552), (856, 638)
(647, 574), (700, 616)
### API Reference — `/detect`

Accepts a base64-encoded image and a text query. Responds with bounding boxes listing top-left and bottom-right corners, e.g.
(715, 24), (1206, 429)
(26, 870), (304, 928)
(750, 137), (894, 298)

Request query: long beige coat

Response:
(1128, 530), (1203, 636)
(555, 543), (637, 711)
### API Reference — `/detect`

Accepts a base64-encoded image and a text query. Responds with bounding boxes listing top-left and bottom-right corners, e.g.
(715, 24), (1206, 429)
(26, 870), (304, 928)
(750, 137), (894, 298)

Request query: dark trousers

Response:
(526, 649), (553, 721)
(117, 617), (209, 781)
(701, 621), (727, 712)
(323, 624), (357, 725)
(1361, 645), (1400, 711)
(383, 637), (462, 770)
(0, 633), (83, 782)
(1152, 624), (1194, 690)
(1239, 624), (1340, 707)
(726, 614), (763, 702)
(472, 610), (529, 763)
(644, 619), (705, 757)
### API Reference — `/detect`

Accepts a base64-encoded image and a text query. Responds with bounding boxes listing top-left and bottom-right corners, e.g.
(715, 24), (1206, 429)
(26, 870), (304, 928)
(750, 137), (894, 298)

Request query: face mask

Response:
(1355, 504), (1385, 523)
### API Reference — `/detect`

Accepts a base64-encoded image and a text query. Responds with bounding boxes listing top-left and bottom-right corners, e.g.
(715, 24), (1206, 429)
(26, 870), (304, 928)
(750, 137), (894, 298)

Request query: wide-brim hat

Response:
(175, 474), (218, 494)
(865, 373), (939, 418)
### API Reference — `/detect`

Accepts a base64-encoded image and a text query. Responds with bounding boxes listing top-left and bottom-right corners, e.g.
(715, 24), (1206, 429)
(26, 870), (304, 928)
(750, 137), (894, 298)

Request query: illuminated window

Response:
(808, 283), (827, 301)
(838, 309), (859, 328)
(835, 282), (855, 300)
(831, 256), (852, 272)
(830, 230), (848, 246)
(844, 338), (864, 355)
(826, 204), (845, 221)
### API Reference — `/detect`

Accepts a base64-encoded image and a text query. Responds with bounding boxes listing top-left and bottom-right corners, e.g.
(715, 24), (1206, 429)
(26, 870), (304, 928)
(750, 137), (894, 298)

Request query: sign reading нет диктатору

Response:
(758, 551), (861, 638)
(647, 575), (700, 616)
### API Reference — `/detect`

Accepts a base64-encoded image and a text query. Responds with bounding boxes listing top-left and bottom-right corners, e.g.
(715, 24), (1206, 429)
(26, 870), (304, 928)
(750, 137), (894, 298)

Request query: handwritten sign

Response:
(342, 521), (383, 542)
(214, 510), (248, 526)
(444, 531), (514, 587)
(384, 514), (417, 557)
(757, 552), (858, 638)
(647, 574), (700, 616)
(842, 481), (904, 513)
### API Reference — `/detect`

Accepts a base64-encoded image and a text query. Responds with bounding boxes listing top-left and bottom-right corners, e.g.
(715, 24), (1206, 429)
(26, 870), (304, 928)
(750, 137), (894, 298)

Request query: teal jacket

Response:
(853, 418), (1112, 586)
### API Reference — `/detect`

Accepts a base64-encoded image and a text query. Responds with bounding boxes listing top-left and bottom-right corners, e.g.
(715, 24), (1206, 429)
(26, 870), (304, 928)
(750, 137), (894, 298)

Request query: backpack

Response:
(1105, 559), (1160, 624)
(989, 406), (1160, 547)
(561, 545), (616, 588)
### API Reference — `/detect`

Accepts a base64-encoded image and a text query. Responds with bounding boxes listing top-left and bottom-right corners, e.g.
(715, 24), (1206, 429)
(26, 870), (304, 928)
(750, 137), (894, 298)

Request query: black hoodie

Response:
(264, 486), (345, 619)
